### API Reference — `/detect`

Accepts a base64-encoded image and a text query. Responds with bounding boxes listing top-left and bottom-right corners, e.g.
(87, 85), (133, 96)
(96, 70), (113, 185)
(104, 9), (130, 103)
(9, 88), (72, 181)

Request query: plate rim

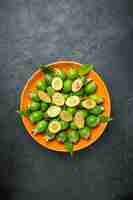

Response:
(20, 60), (111, 152)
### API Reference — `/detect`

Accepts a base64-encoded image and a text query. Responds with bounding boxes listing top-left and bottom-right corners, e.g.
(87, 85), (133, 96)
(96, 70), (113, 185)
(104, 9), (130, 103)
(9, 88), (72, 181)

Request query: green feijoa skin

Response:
(60, 120), (69, 130)
(79, 109), (88, 118)
(41, 102), (49, 111)
(46, 86), (54, 96)
(63, 79), (72, 93)
(45, 131), (55, 141)
(89, 105), (104, 115)
(33, 120), (48, 135)
(56, 131), (67, 143)
(70, 122), (77, 130)
(68, 130), (79, 144)
(45, 73), (53, 85)
(54, 69), (66, 80)
(67, 68), (78, 80)
(78, 64), (94, 75)
(30, 92), (40, 102)
(28, 102), (41, 112)
(36, 80), (47, 91)
(86, 115), (100, 128)
(89, 94), (104, 104)
(67, 107), (76, 115)
(29, 111), (44, 124)
(75, 89), (84, 96)
(80, 127), (91, 139)
(84, 82), (97, 95)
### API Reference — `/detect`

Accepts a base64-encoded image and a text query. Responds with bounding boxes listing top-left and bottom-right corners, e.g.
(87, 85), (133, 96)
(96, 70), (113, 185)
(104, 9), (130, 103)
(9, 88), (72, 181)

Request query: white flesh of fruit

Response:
(48, 120), (61, 134)
(82, 99), (96, 109)
(52, 92), (65, 106)
(52, 77), (63, 91)
(74, 111), (85, 129)
(47, 106), (61, 118)
(66, 96), (80, 107)
(72, 78), (83, 92)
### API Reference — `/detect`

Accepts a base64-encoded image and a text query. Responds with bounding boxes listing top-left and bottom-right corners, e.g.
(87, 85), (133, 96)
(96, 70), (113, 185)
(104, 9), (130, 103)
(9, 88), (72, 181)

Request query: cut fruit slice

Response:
(74, 111), (85, 129)
(52, 77), (63, 91)
(82, 98), (96, 110)
(47, 106), (61, 118)
(52, 92), (65, 106)
(72, 78), (83, 92)
(38, 91), (51, 103)
(65, 96), (80, 107)
(60, 111), (72, 122)
(48, 120), (61, 134)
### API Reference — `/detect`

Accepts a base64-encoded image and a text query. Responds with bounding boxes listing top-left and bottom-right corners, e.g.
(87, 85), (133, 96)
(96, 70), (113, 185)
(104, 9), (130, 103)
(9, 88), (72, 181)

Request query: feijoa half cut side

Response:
(48, 120), (61, 134)
(66, 96), (80, 107)
(47, 106), (61, 118)
(82, 99), (96, 110)
(72, 78), (83, 92)
(52, 92), (65, 106)
(52, 77), (63, 91)
(38, 91), (51, 103)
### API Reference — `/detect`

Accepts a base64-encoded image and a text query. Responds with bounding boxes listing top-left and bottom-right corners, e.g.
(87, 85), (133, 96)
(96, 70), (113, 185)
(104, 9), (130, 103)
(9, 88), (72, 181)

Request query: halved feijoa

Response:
(72, 78), (83, 92)
(66, 96), (80, 107)
(74, 111), (85, 129)
(52, 92), (65, 106)
(52, 77), (63, 91)
(60, 111), (72, 122)
(38, 91), (51, 103)
(47, 106), (61, 118)
(48, 120), (61, 134)
(82, 99), (96, 110)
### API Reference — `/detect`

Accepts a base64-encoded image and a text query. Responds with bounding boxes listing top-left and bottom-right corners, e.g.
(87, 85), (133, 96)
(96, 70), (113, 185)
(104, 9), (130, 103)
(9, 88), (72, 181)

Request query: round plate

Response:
(20, 61), (111, 152)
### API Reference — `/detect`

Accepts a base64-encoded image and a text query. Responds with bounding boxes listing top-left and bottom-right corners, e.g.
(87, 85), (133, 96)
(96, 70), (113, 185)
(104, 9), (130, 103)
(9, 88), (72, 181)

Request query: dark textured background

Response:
(0, 0), (132, 199)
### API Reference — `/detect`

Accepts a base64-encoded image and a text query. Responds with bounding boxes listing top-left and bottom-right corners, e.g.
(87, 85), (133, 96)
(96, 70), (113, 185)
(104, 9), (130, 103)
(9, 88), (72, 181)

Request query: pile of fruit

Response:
(18, 64), (111, 154)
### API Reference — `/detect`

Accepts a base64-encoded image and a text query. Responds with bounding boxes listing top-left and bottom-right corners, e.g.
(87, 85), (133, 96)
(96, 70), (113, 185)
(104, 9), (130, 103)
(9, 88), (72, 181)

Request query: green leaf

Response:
(64, 142), (73, 156)
(79, 64), (94, 75)
(99, 115), (113, 123)
(71, 51), (80, 55)
(16, 109), (31, 117)
(39, 64), (54, 74)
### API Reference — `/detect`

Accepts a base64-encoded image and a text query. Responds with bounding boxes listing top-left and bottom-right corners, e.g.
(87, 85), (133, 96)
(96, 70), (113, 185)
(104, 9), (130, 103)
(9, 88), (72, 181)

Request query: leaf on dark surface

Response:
(16, 110), (31, 117)
(79, 64), (94, 75)
(39, 64), (54, 74)
(64, 142), (73, 156)
(99, 115), (113, 123)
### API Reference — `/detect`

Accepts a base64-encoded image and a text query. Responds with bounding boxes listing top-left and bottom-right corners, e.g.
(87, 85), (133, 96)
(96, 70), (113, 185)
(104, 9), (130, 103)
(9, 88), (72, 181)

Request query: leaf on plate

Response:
(64, 142), (73, 156)
(16, 109), (31, 117)
(99, 115), (113, 123)
(39, 64), (54, 74)
(79, 64), (94, 75)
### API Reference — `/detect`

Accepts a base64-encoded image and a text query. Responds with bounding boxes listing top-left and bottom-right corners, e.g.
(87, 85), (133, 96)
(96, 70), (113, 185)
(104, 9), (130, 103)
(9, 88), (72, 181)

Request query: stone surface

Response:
(0, 0), (132, 199)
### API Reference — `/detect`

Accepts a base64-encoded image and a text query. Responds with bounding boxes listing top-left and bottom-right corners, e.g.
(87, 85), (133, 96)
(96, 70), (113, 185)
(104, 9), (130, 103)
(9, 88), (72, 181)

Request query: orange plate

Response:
(20, 61), (111, 152)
